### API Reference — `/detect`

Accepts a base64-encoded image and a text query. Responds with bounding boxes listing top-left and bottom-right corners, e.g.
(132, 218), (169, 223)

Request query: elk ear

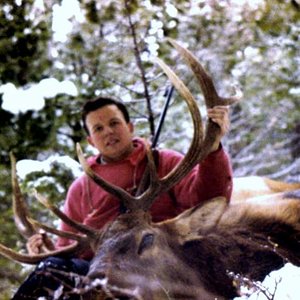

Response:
(160, 197), (228, 243)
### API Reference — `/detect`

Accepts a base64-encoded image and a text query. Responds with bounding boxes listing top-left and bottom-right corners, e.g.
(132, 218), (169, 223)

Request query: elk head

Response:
(1, 39), (300, 300)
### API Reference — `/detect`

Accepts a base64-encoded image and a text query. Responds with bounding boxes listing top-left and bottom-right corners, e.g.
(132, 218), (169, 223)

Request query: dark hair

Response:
(81, 96), (130, 134)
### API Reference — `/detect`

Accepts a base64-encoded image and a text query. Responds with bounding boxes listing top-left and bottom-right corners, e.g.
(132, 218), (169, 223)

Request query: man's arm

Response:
(55, 178), (85, 248)
(169, 105), (232, 210)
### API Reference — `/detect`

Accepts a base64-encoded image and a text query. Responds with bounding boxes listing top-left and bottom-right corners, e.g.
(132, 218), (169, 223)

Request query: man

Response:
(13, 96), (232, 299)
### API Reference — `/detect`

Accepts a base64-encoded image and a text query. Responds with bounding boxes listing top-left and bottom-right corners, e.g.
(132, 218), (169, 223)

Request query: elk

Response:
(1, 39), (300, 300)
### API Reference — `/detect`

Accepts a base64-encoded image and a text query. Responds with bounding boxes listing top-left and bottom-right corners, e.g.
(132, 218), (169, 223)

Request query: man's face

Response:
(86, 104), (134, 162)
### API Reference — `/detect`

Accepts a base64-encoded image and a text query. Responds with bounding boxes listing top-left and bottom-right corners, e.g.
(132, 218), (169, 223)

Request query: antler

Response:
(10, 152), (36, 238)
(77, 39), (239, 212)
(167, 39), (240, 108)
(0, 39), (240, 265)
(0, 154), (100, 264)
(166, 38), (240, 159)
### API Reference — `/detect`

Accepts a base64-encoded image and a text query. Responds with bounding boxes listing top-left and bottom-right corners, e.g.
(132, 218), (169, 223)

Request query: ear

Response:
(128, 122), (134, 133)
(158, 197), (228, 243)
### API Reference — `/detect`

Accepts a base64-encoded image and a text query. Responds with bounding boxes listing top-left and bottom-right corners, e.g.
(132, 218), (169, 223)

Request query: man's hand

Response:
(207, 105), (230, 152)
(26, 232), (55, 255)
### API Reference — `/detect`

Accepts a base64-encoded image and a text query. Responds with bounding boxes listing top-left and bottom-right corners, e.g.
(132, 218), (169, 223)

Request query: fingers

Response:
(26, 233), (54, 255)
(207, 106), (230, 136)
(27, 234), (43, 254)
(206, 106), (230, 153)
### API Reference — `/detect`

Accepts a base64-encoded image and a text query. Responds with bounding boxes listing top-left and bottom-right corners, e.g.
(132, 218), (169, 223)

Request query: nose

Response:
(76, 271), (107, 296)
(102, 125), (114, 136)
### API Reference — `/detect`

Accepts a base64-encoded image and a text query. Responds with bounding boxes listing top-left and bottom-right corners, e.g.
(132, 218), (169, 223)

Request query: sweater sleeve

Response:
(161, 145), (233, 212)
(55, 177), (85, 249)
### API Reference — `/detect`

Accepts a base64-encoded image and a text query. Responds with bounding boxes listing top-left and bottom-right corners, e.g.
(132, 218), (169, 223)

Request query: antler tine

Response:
(0, 242), (81, 265)
(0, 190), (95, 264)
(144, 144), (159, 185)
(27, 217), (93, 259)
(28, 217), (89, 242)
(10, 152), (36, 238)
(34, 190), (99, 238)
(167, 38), (241, 107)
(138, 145), (162, 210)
(137, 56), (203, 209)
(76, 143), (139, 211)
(1, 153), (92, 264)
(140, 40), (241, 209)
(166, 39), (240, 159)
(0, 192), (97, 264)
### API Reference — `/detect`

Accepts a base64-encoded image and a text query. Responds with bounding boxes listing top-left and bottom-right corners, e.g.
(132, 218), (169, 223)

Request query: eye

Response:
(137, 233), (154, 255)
(93, 125), (103, 133)
(110, 120), (120, 127)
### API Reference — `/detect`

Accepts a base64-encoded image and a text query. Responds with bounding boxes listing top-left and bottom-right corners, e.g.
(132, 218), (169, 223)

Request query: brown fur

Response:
(78, 196), (300, 299)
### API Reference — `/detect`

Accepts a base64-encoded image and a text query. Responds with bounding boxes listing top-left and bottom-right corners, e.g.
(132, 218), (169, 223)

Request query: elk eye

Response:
(138, 233), (154, 255)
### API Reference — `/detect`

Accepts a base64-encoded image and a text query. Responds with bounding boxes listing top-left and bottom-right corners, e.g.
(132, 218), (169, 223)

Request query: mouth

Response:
(106, 138), (119, 147)
(76, 274), (136, 299)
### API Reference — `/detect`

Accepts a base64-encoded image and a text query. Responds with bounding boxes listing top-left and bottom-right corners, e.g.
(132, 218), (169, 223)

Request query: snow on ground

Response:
(234, 263), (300, 300)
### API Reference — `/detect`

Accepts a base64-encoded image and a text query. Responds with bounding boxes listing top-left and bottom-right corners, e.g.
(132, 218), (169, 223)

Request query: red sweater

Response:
(56, 138), (233, 259)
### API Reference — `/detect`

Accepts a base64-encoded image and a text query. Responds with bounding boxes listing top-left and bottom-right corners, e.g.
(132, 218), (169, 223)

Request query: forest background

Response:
(0, 0), (299, 298)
